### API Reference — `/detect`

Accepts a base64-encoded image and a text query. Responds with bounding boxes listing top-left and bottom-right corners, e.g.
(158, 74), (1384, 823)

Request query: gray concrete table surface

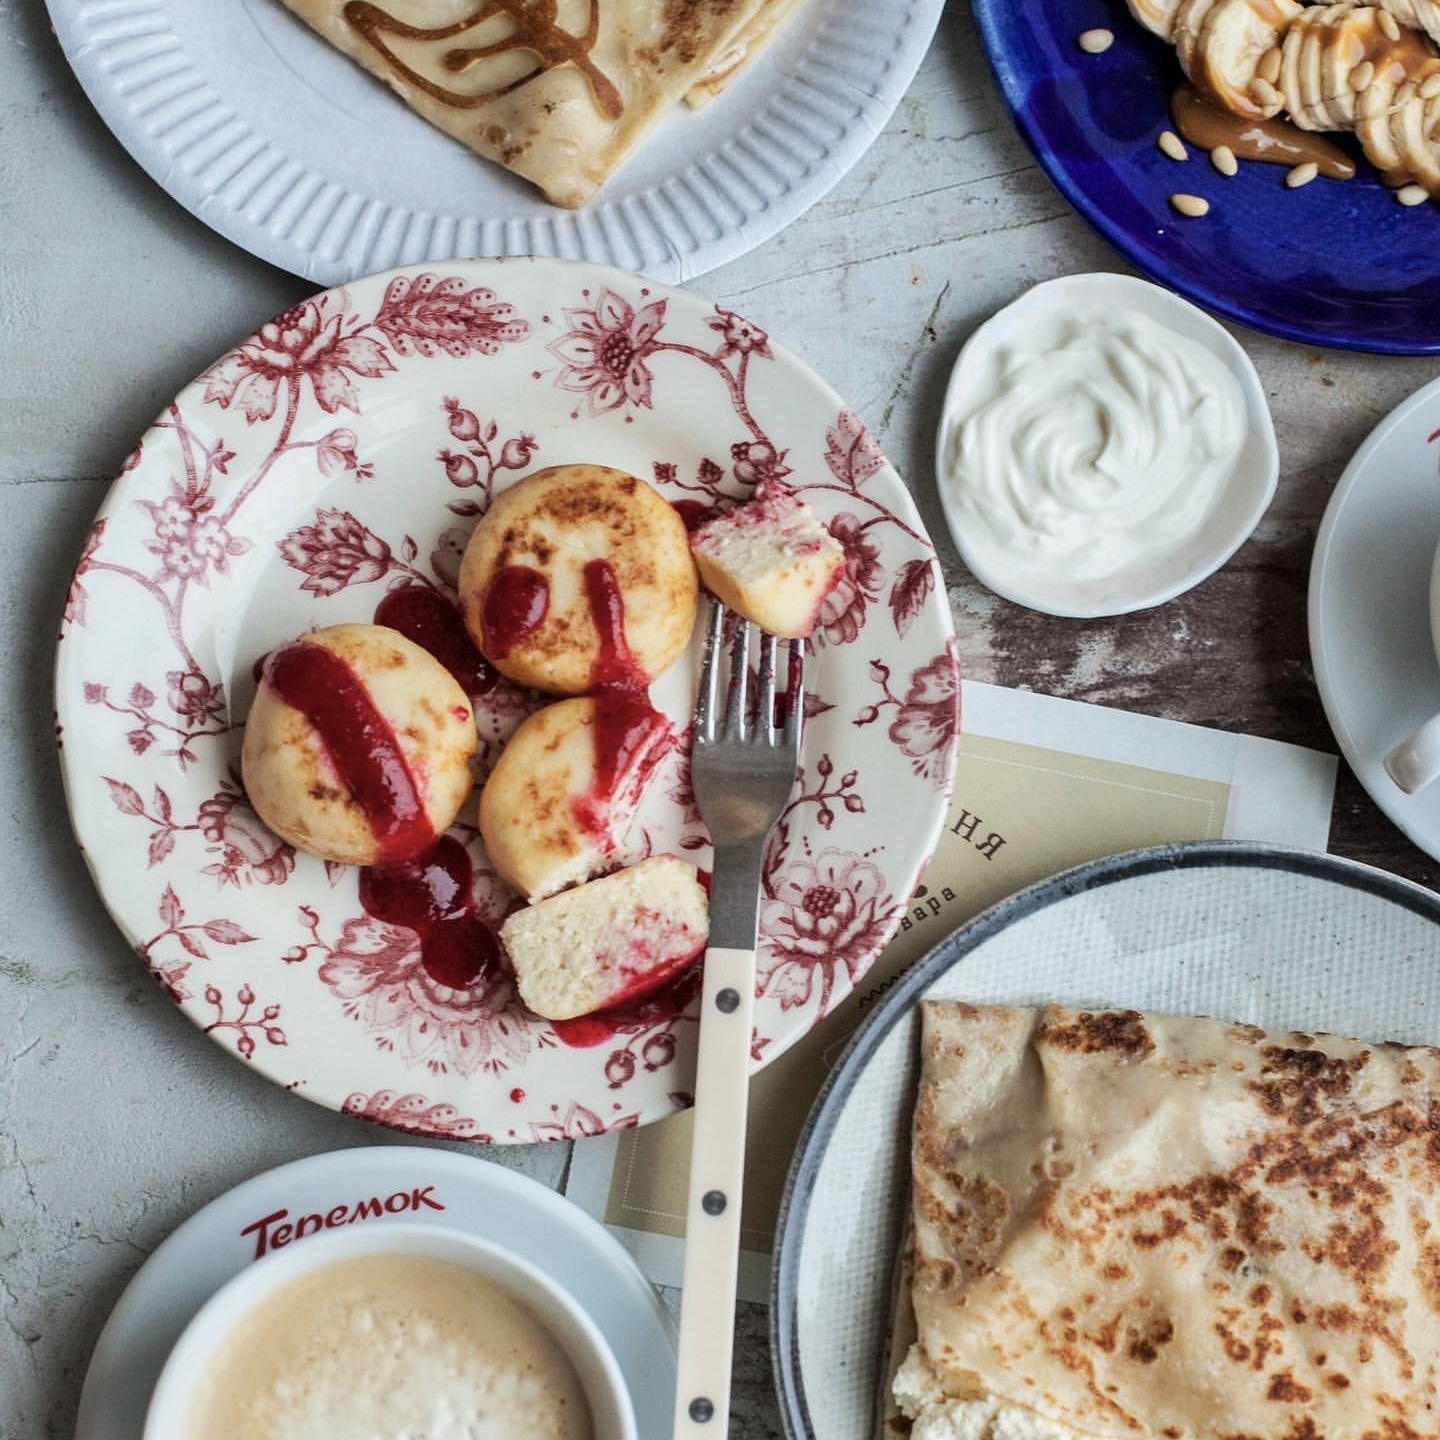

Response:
(4, 0), (1440, 1436)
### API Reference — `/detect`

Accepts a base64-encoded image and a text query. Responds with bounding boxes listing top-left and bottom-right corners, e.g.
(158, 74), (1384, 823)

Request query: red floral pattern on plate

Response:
(55, 258), (959, 1143)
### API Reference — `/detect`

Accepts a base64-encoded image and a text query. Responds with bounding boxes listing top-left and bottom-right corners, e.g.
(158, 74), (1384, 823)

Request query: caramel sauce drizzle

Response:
(342, 1), (624, 121)
(1339, 8), (1439, 86)
(1172, 85), (1356, 179)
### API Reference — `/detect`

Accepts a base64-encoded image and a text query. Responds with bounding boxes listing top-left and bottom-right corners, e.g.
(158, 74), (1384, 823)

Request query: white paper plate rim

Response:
(46, 0), (945, 284)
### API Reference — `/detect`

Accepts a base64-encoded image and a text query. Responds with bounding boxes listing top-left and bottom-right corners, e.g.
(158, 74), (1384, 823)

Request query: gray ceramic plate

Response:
(770, 841), (1440, 1440)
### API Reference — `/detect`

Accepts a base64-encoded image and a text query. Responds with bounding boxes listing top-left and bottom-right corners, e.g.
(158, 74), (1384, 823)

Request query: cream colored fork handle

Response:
(671, 943), (757, 1440)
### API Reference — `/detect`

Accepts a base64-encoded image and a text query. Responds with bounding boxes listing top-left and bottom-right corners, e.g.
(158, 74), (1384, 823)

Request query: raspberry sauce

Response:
(359, 836), (502, 990)
(266, 638), (501, 989)
(265, 642), (434, 866)
(584, 557), (650, 690)
(572, 688), (670, 838)
(374, 585), (497, 697)
(550, 961), (703, 1047)
(482, 565), (549, 658)
(670, 498), (714, 532)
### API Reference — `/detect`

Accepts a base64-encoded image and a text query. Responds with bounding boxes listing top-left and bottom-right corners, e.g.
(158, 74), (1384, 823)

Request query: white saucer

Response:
(1309, 373), (1440, 863)
(75, 1146), (675, 1440)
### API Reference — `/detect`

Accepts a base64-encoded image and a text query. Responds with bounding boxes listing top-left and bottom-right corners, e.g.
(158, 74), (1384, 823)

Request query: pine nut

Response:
(1258, 46), (1283, 85)
(1078, 27), (1115, 52)
(1397, 182), (1430, 205)
(1158, 129), (1189, 160)
(1286, 161), (1320, 187)
(1350, 60), (1376, 91)
(1210, 145), (1239, 175)
(1169, 192), (1210, 216)
(1421, 71), (1440, 99)
(1251, 77), (1283, 109)
(1379, 9), (1401, 40)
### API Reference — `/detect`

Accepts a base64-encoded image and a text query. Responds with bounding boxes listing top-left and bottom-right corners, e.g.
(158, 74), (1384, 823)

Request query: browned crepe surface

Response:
(901, 1000), (1440, 1440)
(274, 0), (804, 207)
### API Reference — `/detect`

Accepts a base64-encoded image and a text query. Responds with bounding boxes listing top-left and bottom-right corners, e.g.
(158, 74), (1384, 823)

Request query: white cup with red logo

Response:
(1385, 541), (1440, 794)
(143, 1221), (637, 1440)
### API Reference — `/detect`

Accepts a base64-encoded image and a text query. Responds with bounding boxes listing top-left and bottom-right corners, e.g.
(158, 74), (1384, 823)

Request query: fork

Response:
(672, 600), (806, 1440)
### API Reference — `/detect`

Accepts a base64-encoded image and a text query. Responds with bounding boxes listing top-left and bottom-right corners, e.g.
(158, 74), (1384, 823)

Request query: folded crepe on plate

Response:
(275, 0), (808, 207)
(893, 1000), (1440, 1440)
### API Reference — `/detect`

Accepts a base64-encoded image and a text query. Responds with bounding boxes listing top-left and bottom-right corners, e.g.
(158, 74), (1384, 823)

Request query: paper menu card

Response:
(563, 680), (1339, 1303)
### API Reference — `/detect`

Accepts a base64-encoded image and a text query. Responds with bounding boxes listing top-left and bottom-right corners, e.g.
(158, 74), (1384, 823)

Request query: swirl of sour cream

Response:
(944, 306), (1247, 583)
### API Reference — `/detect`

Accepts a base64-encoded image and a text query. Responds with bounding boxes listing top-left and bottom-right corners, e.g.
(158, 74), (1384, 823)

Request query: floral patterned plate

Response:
(55, 257), (959, 1144)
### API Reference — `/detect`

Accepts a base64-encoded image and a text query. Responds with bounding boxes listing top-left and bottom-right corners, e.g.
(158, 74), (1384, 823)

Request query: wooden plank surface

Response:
(5, 0), (1440, 1436)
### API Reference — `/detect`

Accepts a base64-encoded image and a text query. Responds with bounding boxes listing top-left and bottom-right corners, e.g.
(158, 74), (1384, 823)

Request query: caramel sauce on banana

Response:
(342, 1), (623, 120)
(1250, 0), (1297, 26)
(1172, 85), (1357, 178)
(1336, 8), (1438, 82)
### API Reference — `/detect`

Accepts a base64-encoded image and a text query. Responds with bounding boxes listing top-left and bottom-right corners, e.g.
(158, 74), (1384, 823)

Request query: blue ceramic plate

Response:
(972, 1), (1440, 353)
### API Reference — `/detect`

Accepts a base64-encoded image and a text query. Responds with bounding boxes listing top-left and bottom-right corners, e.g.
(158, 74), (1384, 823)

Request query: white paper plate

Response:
(770, 842), (1440, 1440)
(1310, 373), (1440, 863)
(75, 1145), (676, 1440)
(46, 0), (943, 285)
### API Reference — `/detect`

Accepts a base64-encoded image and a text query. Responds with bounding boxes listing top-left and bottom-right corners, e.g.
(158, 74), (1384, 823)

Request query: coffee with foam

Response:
(181, 1253), (593, 1440)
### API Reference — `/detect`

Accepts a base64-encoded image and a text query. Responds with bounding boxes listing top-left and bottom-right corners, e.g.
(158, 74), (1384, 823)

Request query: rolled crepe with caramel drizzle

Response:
(274, 0), (807, 207)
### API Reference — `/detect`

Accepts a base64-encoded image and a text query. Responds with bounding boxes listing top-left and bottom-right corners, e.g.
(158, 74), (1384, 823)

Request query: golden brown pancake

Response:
(478, 691), (671, 899)
(896, 1000), (1440, 1440)
(458, 463), (697, 696)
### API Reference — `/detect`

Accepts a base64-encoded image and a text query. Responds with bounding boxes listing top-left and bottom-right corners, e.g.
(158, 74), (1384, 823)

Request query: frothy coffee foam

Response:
(182, 1253), (594, 1440)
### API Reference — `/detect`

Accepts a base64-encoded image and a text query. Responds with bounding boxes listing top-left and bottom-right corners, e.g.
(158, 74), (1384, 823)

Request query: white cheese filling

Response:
(893, 1345), (1091, 1440)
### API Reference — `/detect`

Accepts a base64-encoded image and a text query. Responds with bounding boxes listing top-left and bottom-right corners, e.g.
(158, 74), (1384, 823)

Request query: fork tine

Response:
(696, 601), (725, 743)
(723, 615), (751, 742)
(757, 632), (778, 744)
(783, 638), (806, 744)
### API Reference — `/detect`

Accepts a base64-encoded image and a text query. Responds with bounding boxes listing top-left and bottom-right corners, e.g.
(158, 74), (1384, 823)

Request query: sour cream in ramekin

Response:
(936, 274), (1278, 618)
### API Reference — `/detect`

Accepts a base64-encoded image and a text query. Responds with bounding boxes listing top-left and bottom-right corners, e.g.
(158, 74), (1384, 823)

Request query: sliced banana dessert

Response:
(1175, 0), (1301, 119)
(1280, 4), (1383, 131)
(1370, 0), (1440, 47)
(1382, 73), (1440, 191)
(1354, 25), (1440, 188)
(1127, 0), (1191, 40)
